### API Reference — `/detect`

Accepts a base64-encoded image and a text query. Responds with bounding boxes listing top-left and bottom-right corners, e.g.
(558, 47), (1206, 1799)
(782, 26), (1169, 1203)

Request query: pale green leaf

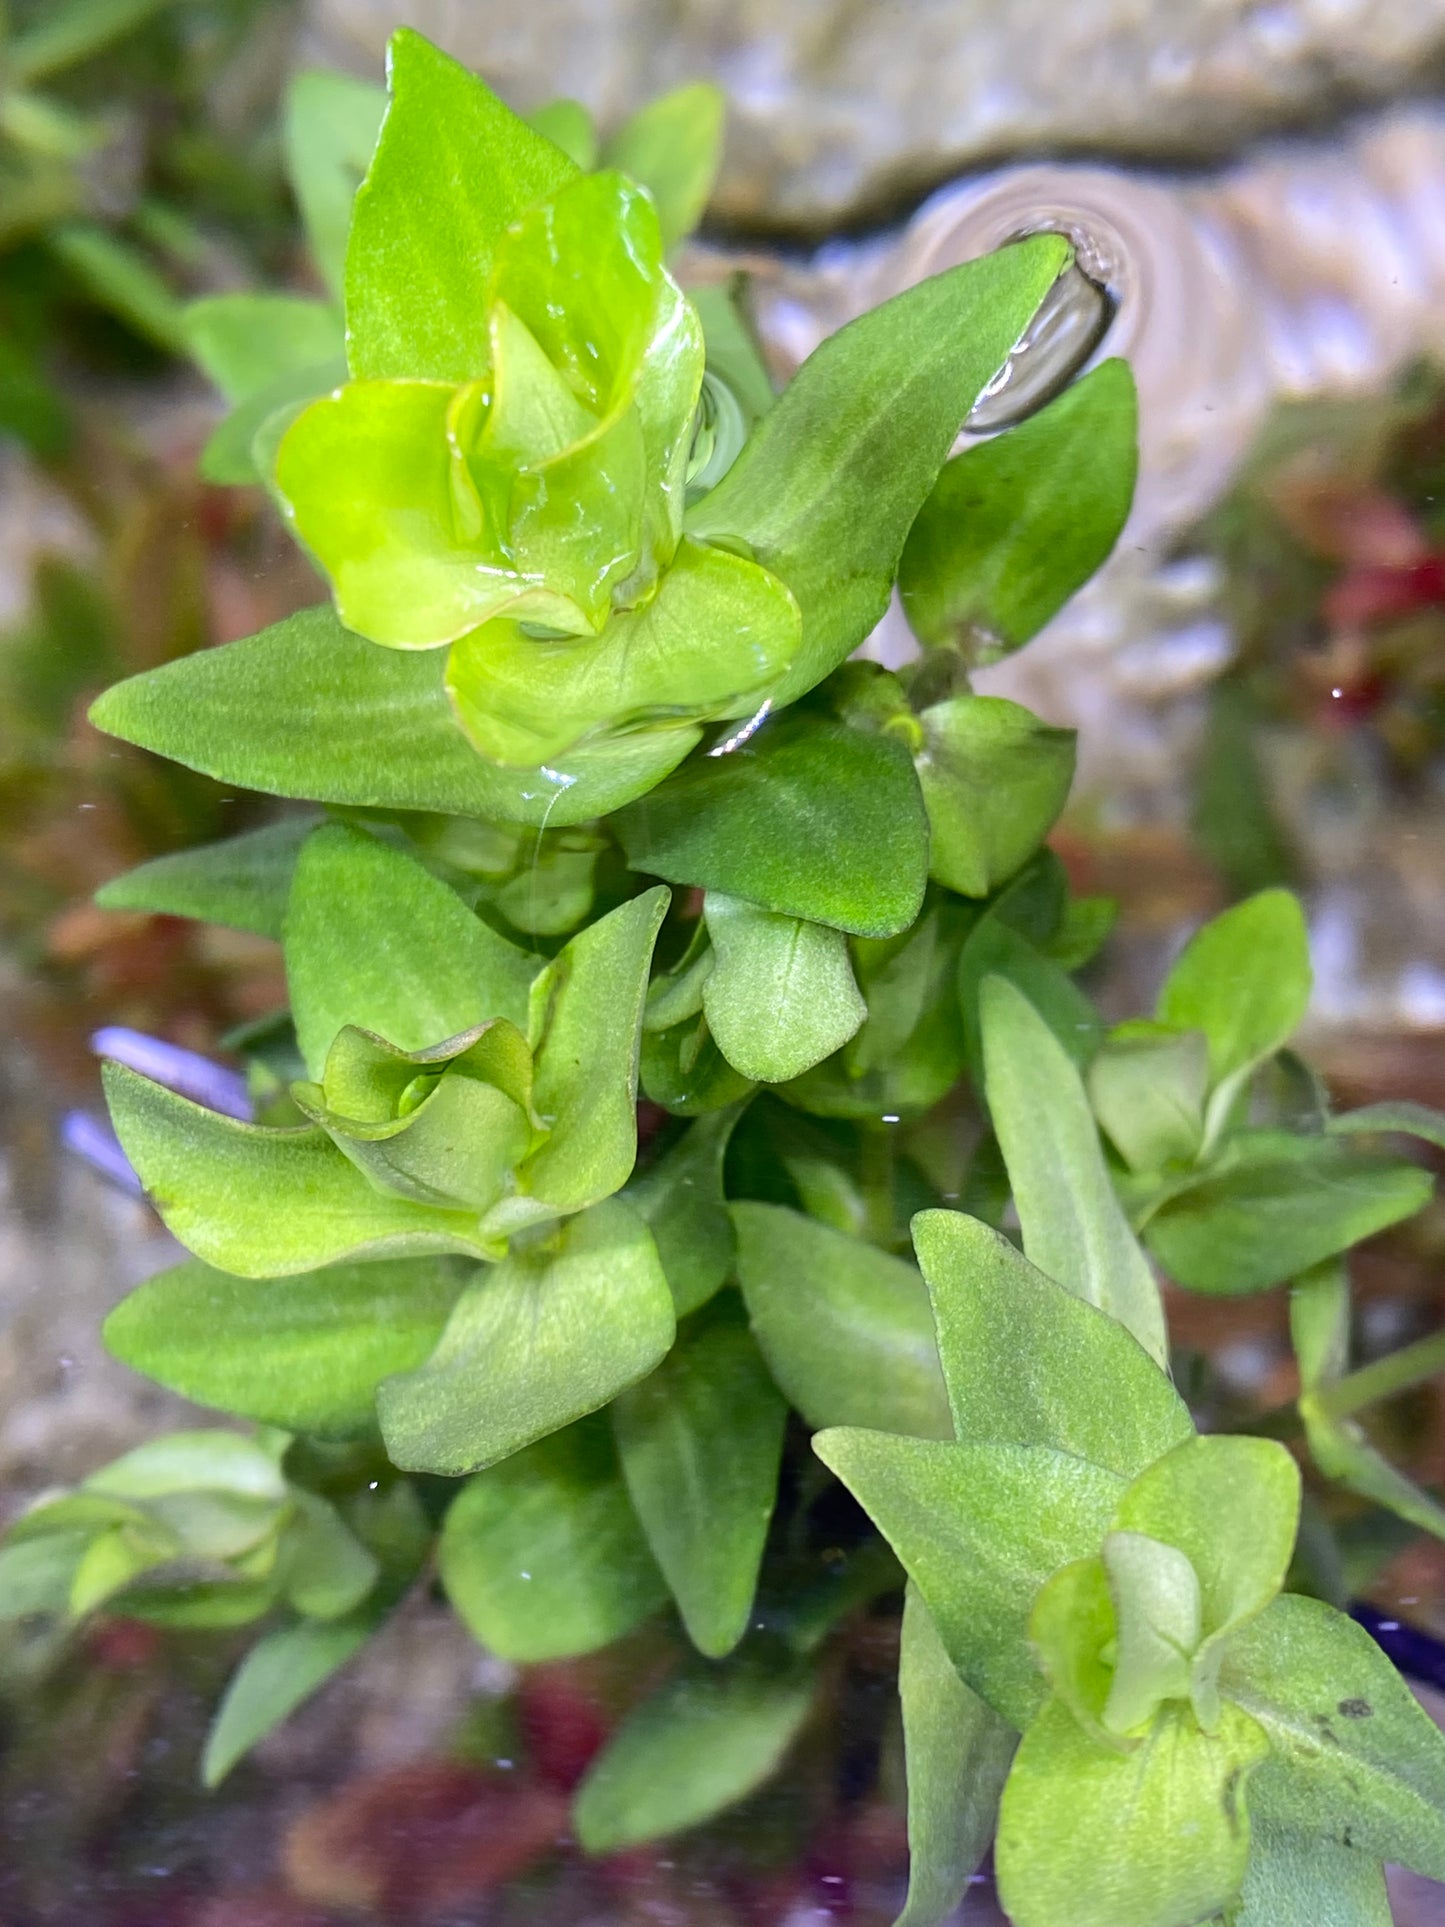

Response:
(182, 295), (344, 406)
(602, 83), (725, 252)
(1232, 1825), (1391, 1927)
(96, 817), (315, 939)
(625, 1106), (741, 1316)
(203, 1610), (377, 1787)
(285, 70), (386, 297)
(701, 893), (865, 1082)
(1087, 1023), (1209, 1173)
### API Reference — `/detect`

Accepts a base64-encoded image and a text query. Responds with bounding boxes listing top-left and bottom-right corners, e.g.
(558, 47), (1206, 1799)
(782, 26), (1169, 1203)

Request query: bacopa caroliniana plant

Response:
(6, 30), (1445, 1927)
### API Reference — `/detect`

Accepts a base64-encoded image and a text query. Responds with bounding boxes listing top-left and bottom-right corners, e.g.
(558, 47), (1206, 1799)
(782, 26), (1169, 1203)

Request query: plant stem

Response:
(1315, 1327), (1445, 1424)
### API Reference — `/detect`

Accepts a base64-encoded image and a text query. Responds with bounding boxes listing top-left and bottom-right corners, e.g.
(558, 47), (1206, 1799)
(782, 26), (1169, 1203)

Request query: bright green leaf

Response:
(910, 1209), (1191, 1479)
(911, 695), (1075, 898)
(104, 1256), (465, 1438)
(96, 817), (315, 940)
(814, 1429), (1124, 1728)
(613, 1298), (785, 1658)
(525, 99), (597, 170)
(616, 712), (928, 938)
(573, 1657), (816, 1852)
(688, 236), (1070, 708)
(896, 1581), (1016, 1927)
(439, 1413), (665, 1662)
(198, 355), (347, 486)
(899, 359), (1137, 657)
(377, 1199), (675, 1475)
(981, 975), (1167, 1365)
(732, 1203), (951, 1440)
(602, 83), (725, 252)
(701, 893), (865, 1082)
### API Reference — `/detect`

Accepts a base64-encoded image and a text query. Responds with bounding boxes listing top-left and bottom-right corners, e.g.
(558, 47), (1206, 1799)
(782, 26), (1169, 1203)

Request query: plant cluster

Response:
(5, 32), (1445, 1927)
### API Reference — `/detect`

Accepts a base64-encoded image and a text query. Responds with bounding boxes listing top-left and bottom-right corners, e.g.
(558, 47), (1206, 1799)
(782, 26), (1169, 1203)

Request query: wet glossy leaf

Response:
(899, 359), (1137, 656)
(283, 822), (536, 1076)
(732, 1203), (951, 1440)
(896, 1582), (1016, 1927)
(688, 235), (1070, 707)
(523, 887), (669, 1212)
(1224, 1592), (1445, 1880)
(285, 70), (386, 296)
(912, 695), (1075, 897)
(446, 538), (799, 767)
(1142, 1132), (1433, 1296)
(439, 1414), (665, 1662)
(574, 1658), (816, 1851)
(203, 1610), (378, 1787)
(603, 83), (725, 251)
(103, 1064), (492, 1275)
(89, 607), (697, 827)
(625, 1106), (742, 1316)
(104, 1256), (466, 1437)
(377, 1199), (675, 1475)
(96, 816), (315, 939)
(616, 712), (928, 938)
(701, 893), (865, 1082)
(345, 29), (577, 382)
(813, 1430), (1123, 1728)
(613, 1299), (785, 1658)
(910, 1210), (1191, 1479)
(981, 975), (1167, 1365)
(994, 1698), (1268, 1927)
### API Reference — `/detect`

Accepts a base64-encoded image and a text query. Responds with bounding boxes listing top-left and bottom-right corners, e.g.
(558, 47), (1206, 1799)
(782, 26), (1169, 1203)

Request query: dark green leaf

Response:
(613, 1299), (785, 1657)
(911, 695), (1075, 898)
(88, 606), (697, 828)
(1142, 1132), (1433, 1296)
(439, 1414), (665, 1662)
(616, 712), (928, 938)
(344, 29), (577, 381)
(732, 1203), (951, 1440)
(96, 818), (315, 940)
(641, 1015), (755, 1116)
(104, 1256), (465, 1437)
(573, 1658), (816, 1851)
(625, 1107), (742, 1316)
(1224, 1592), (1445, 1880)
(899, 359), (1137, 656)
(910, 1209), (1191, 1479)
(896, 1582), (1016, 1927)
(377, 1199), (675, 1475)
(957, 914), (1102, 1082)
(688, 236), (1070, 707)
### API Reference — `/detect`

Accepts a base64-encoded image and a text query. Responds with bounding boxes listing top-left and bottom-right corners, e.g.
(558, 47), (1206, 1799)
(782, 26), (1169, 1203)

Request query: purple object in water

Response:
(1353, 1602), (1445, 1696)
(91, 1027), (252, 1121)
(60, 1111), (145, 1198)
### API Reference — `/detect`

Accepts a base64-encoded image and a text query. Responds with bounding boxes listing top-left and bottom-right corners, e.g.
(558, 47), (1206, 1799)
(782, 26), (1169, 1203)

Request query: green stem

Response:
(1314, 1326), (1445, 1424)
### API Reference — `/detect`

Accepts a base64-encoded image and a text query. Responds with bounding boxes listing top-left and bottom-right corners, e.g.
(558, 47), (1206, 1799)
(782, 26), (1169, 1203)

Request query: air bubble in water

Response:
(964, 251), (1114, 434)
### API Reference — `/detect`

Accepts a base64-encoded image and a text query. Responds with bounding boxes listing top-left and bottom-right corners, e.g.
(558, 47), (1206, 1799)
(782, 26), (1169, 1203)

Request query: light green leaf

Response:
(981, 975), (1167, 1365)
(447, 538), (799, 767)
(439, 1414), (665, 1662)
(1101, 1533), (1202, 1734)
(616, 712), (928, 939)
(96, 817), (314, 939)
(344, 29), (577, 382)
(1142, 1132), (1433, 1296)
(732, 1203), (951, 1440)
(182, 295), (344, 407)
(688, 235), (1070, 708)
(911, 695), (1075, 898)
(285, 70), (386, 297)
(0, 1533), (91, 1618)
(86, 1431), (285, 1504)
(899, 359), (1137, 657)
(1087, 1023), (1209, 1173)
(896, 1582), (1016, 1927)
(1157, 890), (1312, 1142)
(203, 1610), (378, 1787)
(10, 0), (170, 82)
(1232, 1826), (1392, 1927)
(994, 1698), (1268, 1927)
(523, 887), (669, 1212)
(625, 1106), (741, 1316)
(47, 222), (183, 351)
(1330, 1099), (1445, 1152)
(281, 1491), (378, 1620)
(602, 83), (726, 252)
(283, 822), (535, 1077)
(814, 1429), (1124, 1728)
(613, 1298), (785, 1658)
(957, 914), (1102, 1081)
(1291, 1262), (1445, 1540)
(573, 1658), (816, 1852)
(104, 1256), (465, 1438)
(910, 1210), (1191, 1479)
(90, 607), (697, 828)
(641, 1013), (755, 1116)
(377, 1199), (675, 1475)
(701, 893), (865, 1082)
(70, 1520), (179, 1616)
(198, 354), (347, 486)
(1224, 1591), (1445, 1880)
(525, 99), (597, 170)
(103, 1063), (492, 1275)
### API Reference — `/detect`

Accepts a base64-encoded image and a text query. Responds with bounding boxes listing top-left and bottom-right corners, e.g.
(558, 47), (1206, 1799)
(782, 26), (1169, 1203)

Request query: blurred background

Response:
(5, 0), (1445, 1921)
